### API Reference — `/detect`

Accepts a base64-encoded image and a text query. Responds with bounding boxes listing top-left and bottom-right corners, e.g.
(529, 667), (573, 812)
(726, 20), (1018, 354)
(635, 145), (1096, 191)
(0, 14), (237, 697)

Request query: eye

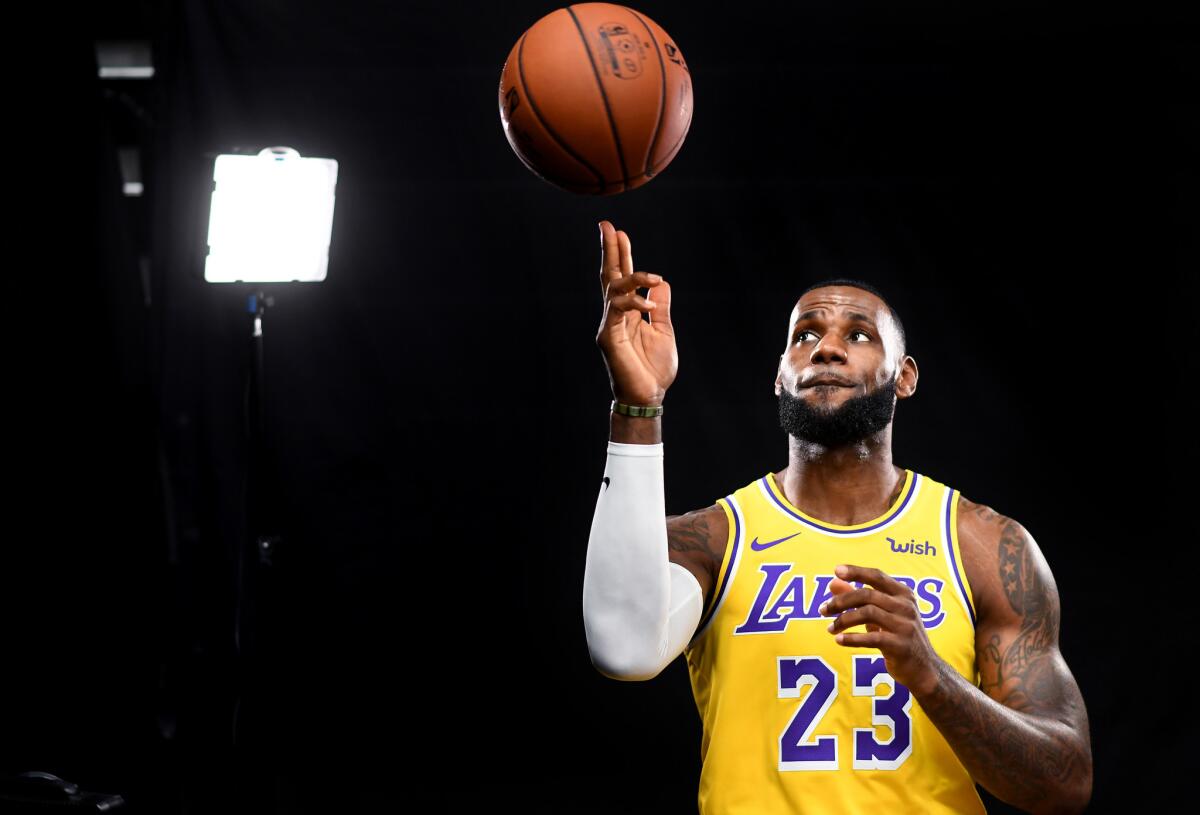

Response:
(794, 329), (872, 343)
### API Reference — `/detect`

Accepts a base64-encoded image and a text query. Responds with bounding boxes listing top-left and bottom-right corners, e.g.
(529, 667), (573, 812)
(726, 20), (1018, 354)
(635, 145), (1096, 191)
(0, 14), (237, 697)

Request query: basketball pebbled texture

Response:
(498, 2), (693, 195)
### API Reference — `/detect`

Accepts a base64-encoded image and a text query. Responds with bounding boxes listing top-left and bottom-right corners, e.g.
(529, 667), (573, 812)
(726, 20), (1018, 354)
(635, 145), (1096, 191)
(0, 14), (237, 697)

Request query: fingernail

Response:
(648, 273), (661, 282)
(818, 601), (828, 614)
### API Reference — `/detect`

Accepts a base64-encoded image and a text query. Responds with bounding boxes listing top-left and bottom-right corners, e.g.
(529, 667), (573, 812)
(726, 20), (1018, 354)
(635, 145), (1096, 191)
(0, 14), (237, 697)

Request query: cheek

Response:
(778, 355), (797, 379)
(879, 344), (899, 378)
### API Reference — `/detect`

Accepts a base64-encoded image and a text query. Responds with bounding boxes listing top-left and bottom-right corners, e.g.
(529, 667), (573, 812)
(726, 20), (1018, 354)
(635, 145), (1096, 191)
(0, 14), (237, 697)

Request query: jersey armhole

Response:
(700, 496), (734, 624)
(947, 489), (979, 628)
(704, 498), (737, 617)
(687, 496), (739, 652)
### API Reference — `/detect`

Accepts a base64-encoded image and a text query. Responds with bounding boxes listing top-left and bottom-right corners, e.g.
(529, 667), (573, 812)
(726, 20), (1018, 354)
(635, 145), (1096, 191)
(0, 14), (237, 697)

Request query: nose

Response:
(809, 333), (848, 364)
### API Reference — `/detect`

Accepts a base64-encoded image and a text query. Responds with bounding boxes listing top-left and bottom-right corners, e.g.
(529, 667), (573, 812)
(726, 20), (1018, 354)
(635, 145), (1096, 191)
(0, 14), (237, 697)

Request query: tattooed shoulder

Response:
(957, 496), (1068, 713)
(958, 496), (1060, 625)
(956, 495), (1007, 617)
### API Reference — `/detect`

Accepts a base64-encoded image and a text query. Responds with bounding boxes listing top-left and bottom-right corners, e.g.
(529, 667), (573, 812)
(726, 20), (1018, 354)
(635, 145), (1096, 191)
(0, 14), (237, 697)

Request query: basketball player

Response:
(583, 220), (1093, 814)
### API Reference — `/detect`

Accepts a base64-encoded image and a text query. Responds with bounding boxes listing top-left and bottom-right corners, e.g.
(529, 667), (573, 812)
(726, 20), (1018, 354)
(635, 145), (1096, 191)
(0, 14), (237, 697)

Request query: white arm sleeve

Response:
(582, 441), (705, 681)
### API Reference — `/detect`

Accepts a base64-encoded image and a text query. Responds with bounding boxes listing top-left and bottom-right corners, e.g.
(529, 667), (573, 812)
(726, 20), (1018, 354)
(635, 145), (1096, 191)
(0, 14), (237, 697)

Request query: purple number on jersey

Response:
(852, 655), (913, 769)
(776, 655), (915, 771)
(777, 656), (838, 770)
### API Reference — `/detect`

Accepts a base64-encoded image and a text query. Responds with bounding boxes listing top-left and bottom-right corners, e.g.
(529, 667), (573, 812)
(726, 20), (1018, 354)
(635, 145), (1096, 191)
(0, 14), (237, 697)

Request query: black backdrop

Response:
(7, 1), (1193, 812)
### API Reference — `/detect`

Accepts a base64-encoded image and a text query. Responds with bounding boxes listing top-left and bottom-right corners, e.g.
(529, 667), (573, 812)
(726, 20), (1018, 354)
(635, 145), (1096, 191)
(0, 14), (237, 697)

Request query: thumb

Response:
(647, 278), (672, 328)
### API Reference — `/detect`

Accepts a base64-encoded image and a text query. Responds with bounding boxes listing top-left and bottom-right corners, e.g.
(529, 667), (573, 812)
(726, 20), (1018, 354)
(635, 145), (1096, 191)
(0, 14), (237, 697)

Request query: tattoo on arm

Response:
(916, 500), (1092, 811)
(667, 509), (717, 559)
(667, 505), (725, 601)
(986, 516), (1059, 710)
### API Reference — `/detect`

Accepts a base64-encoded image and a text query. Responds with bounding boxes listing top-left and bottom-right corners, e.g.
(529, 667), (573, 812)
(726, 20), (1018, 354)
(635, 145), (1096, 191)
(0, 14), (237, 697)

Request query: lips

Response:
(802, 378), (852, 388)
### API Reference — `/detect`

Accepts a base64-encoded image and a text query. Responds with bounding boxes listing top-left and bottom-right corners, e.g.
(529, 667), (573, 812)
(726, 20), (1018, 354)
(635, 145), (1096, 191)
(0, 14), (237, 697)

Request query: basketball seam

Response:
(582, 127), (690, 189)
(648, 114), (690, 176)
(566, 5), (629, 193)
(625, 8), (667, 178)
(516, 29), (607, 193)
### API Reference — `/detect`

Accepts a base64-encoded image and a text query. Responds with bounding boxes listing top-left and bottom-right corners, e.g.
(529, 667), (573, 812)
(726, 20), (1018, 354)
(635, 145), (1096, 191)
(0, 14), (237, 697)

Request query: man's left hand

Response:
(818, 563), (944, 697)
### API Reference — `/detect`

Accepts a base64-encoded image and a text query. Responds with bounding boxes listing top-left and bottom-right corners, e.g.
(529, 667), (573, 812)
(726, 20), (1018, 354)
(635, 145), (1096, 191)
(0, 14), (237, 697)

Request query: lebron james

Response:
(583, 220), (1093, 814)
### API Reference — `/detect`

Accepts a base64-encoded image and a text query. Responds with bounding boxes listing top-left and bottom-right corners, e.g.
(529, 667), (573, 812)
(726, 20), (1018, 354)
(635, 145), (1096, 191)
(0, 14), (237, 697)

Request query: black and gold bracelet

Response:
(611, 400), (664, 418)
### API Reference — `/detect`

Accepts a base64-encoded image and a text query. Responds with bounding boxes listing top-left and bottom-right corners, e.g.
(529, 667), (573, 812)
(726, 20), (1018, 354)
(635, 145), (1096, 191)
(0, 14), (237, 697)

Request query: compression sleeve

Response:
(582, 441), (704, 681)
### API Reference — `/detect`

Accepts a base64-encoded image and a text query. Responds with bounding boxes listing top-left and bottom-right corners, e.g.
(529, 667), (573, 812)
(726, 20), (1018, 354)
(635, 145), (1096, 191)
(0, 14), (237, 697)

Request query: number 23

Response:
(778, 654), (913, 771)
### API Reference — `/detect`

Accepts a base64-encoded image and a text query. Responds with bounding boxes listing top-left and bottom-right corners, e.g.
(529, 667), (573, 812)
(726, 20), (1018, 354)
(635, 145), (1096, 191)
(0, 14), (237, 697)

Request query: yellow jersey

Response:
(683, 467), (985, 814)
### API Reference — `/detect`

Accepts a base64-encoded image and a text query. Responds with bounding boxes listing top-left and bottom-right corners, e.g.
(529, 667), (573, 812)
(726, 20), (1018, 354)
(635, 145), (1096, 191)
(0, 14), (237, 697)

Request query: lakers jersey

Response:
(683, 467), (985, 815)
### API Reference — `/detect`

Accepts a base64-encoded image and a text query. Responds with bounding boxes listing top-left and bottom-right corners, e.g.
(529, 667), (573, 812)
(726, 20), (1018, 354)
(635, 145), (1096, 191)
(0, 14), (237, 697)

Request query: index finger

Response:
(834, 563), (909, 595)
(618, 229), (634, 279)
(598, 220), (623, 298)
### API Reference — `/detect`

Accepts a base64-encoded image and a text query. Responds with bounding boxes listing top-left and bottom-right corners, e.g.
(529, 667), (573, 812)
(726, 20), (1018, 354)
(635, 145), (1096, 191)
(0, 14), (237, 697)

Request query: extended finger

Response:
(828, 577), (855, 595)
(834, 564), (910, 596)
(618, 229), (634, 279)
(818, 587), (902, 617)
(598, 221), (622, 298)
(826, 605), (903, 636)
(833, 630), (892, 648)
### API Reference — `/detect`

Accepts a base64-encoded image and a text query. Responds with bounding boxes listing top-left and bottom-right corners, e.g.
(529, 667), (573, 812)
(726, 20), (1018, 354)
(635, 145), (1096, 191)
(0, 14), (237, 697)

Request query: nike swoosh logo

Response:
(602, 476), (610, 491)
(750, 531), (802, 551)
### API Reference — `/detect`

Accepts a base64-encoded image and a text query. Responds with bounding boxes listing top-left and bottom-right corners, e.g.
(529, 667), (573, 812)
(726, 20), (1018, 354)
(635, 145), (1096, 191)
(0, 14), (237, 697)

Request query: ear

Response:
(894, 355), (918, 399)
(774, 357), (783, 395)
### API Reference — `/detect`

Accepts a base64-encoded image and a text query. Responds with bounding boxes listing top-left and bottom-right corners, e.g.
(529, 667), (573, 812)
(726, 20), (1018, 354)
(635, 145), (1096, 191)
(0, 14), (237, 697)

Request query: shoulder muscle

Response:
(957, 496), (1084, 723)
(951, 496), (1094, 806)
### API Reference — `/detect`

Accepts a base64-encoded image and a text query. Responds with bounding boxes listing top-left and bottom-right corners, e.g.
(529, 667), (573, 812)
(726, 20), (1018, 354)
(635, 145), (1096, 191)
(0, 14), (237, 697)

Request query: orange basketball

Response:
(498, 3), (693, 195)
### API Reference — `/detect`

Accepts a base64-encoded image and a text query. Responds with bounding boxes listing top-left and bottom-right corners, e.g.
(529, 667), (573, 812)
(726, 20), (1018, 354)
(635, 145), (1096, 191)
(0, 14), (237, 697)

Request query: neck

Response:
(778, 429), (904, 526)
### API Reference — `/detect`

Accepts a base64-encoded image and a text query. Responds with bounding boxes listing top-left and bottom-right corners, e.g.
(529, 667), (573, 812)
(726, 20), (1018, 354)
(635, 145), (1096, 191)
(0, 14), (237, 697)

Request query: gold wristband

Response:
(611, 400), (664, 418)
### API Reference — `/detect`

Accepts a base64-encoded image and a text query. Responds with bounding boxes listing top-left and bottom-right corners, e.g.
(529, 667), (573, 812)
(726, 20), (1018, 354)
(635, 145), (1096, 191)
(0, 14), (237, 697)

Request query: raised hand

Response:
(595, 220), (677, 407)
(819, 564), (944, 696)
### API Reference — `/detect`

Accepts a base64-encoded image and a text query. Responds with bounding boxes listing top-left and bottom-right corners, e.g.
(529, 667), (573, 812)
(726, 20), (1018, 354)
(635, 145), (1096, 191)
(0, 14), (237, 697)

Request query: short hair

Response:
(795, 277), (907, 359)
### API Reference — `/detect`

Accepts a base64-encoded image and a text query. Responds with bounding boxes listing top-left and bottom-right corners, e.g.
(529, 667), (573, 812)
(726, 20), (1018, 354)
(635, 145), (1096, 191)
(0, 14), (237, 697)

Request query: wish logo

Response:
(888, 536), (937, 557)
(733, 565), (948, 634)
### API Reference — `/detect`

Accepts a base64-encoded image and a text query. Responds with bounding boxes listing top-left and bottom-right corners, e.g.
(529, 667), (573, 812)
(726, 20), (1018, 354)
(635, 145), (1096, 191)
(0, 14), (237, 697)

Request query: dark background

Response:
(6, 1), (1193, 812)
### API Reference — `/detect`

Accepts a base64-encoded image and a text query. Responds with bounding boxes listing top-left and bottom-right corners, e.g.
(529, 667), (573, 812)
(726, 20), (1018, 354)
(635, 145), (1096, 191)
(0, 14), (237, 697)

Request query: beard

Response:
(777, 377), (898, 448)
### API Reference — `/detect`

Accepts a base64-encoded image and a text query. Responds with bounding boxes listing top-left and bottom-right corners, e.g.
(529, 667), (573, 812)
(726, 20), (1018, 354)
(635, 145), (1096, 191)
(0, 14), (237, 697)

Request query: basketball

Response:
(498, 3), (693, 195)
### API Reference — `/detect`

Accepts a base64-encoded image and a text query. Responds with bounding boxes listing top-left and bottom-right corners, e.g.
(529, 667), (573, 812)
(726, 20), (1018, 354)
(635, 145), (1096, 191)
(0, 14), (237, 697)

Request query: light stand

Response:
(204, 146), (338, 749)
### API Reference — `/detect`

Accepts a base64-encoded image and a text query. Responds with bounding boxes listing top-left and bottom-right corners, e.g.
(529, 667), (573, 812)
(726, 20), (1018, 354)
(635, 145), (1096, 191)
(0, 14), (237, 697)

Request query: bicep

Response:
(970, 513), (1088, 730)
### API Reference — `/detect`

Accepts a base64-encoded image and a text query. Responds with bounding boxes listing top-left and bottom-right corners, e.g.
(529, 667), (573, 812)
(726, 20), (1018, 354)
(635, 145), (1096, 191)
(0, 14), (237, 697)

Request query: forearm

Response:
(582, 411), (669, 680)
(914, 658), (1092, 814)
